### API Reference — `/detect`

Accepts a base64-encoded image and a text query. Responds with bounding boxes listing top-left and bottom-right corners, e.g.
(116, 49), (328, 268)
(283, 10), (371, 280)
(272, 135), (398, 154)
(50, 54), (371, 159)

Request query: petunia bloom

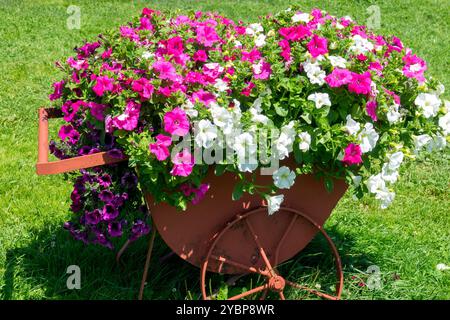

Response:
(170, 149), (194, 177)
(49, 80), (65, 100)
(325, 68), (352, 87)
(92, 75), (114, 96)
(307, 35), (328, 57)
(163, 108), (190, 136)
(342, 143), (363, 165)
(149, 134), (172, 161)
(348, 71), (372, 95)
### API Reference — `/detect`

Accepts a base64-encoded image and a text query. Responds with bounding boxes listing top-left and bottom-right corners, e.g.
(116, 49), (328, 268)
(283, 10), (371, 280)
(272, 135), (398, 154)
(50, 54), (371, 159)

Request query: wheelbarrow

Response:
(36, 107), (347, 300)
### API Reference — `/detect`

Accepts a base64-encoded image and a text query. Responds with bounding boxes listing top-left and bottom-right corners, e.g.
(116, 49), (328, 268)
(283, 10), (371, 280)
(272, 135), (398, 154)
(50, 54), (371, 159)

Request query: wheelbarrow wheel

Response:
(200, 207), (343, 300)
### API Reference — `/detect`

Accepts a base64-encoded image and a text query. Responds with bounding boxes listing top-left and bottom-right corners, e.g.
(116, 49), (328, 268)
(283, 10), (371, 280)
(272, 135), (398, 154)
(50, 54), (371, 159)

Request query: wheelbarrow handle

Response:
(36, 107), (127, 175)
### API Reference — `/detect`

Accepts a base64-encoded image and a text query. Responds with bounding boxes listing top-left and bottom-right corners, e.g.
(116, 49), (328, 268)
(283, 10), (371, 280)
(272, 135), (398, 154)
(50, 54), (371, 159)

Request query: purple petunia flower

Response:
(121, 172), (138, 189)
(102, 204), (119, 221)
(108, 221), (123, 237)
(85, 209), (102, 225)
(130, 220), (150, 241)
(99, 189), (114, 203)
(98, 174), (112, 187)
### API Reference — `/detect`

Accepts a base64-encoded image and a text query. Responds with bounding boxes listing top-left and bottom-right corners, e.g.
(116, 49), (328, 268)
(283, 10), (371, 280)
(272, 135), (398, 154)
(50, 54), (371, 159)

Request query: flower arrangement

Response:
(47, 6), (449, 248)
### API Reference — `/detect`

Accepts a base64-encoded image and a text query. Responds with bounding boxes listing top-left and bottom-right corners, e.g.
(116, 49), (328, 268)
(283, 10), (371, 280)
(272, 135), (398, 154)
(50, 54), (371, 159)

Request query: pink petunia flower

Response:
(241, 82), (255, 96)
(402, 49), (427, 83)
(278, 25), (311, 41)
(58, 125), (80, 144)
(49, 80), (65, 101)
(120, 26), (139, 41)
(67, 57), (89, 70)
(348, 71), (372, 95)
(139, 17), (154, 31)
(191, 89), (216, 107)
(342, 143), (363, 166)
(149, 134), (172, 161)
(241, 49), (262, 63)
(112, 100), (141, 131)
(196, 25), (220, 47)
(366, 100), (378, 121)
(278, 40), (291, 62)
(193, 50), (208, 62)
(163, 107), (190, 136)
(253, 60), (272, 80)
(88, 102), (107, 121)
(325, 68), (352, 87)
(369, 61), (383, 76)
(170, 149), (194, 177)
(152, 60), (180, 82)
(92, 75), (114, 96)
(132, 77), (154, 100)
(166, 36), (184, 56)
(307, 34), (328, 58)
(191, 183), (210, 204)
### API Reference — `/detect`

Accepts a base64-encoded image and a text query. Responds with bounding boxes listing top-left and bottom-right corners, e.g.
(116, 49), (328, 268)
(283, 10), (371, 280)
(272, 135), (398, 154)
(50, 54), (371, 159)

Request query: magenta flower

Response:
(348, 71), (372, 95)
(85, 209), (102, 225)
(402, 49), (427, 83)
(108, 221), (123, 237)
(278, 26), (311, 41)
(130, 220), (150, 241)
(325, 68), (352, 87)
(241, 49), (262, 63)
(366, 100), (378, 121)
(67, 57), (88, 70)
(163, 108), (190, 136)
(152, 60), (179, 82)
(99, 190), (114, 203)
(369, 61), (383, 76)
(88, 102), (107, 121)
(139, 17), (154, 31)
(166, 36), (184, 56)
(253, 60), (272, 80)
(102, 204), (119, 221)
(112, 100), (141, 131)
(170, 149), (194, 177)
(120, 26), (139, 41)
(49, 80), (65, 101)
(196, 25), (220, 47)
(307, 34), (328, 57)
(132, 77), (154, 100)
(61, 100), (82, 122)
(58, 125), (80, 144)
(149, 134), (172, 161)
(192, 183), (210, 204)
(241, 82), (255, 96)
(101, 48), (112, 59)
(193, 50), (208, 62)
(92, 75), (114, 96)
(278, 40), (291, 61)
(342, 143), (363, 166)
(191, 89), (216, 107)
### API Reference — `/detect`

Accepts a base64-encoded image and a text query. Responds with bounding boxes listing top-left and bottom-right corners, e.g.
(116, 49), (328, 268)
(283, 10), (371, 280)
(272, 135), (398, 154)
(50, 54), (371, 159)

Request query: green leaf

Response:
(232, 182), (244, 201)
(214, 164), (227, 176)
(274, 103), (288, 117)
(324, 177), (334, 193)
(300, 112), (312, 124)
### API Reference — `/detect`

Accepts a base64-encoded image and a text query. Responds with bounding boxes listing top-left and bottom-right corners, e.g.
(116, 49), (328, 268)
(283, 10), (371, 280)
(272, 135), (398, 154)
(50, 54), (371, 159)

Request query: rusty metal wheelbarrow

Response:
(37, 107), (347, 300)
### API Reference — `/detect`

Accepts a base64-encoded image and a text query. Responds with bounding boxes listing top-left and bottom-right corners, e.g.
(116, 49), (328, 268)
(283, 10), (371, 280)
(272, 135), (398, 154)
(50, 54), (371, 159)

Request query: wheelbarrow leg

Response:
(138, 227), (156, 300)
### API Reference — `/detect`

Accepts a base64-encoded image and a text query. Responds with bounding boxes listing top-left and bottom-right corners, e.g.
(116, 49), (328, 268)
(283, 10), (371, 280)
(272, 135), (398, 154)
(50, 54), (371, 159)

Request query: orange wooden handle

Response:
(36, 108), (127, 175)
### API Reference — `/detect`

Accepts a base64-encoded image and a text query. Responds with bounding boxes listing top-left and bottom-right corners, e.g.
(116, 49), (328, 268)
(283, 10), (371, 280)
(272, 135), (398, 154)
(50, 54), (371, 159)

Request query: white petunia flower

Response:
(246, 23), (263, 35)
(366, 174), (386, 194)
(381, 163), (399, 183)
(142, 51), (154, 59)
(345, 115), (361, 136)
(267, 194), (285, 215)
(349, 35), (374, 55)
(234, 40), (242, 47)
(181, 99), (198, 118)
(327, 55), (347, 68)
(210, 104), (233, 134)
(214, 79), (229, 92)
(275, 122), (296, 160)
(387, 151), (404, 170)
(358, 123), (379, 153)
(438, 112), (450, 135)
(413, 134), (432, 152)
(387, 104), (402, 124)
(415, 93), (441, 118)
(303, 61), (326, 86)
(273, 166), (296, 189)
(234, 132), (257, 158)
(375, 189), (395, 209)
(308, 92), (331, 109)
(292, 12), (311, 23)
(194, 119), (217, 148)
(255, 34), (266, 47)
(298, 132), (311, 152)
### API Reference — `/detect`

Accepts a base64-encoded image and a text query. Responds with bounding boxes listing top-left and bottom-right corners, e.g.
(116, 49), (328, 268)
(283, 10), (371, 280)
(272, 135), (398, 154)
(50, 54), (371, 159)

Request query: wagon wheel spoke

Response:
(210, 254), (270, 276)
(259, 288), (269, 300)
(278, 291), (286, 300)
(285, 280), (339, 300)
(244, 219), (276, 276)
(274, 214), (297, 266)
(228, 284), (269, 300)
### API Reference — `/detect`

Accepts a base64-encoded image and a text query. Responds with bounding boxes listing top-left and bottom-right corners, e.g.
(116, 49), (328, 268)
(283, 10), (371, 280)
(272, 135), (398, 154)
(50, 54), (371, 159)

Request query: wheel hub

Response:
(268, 275), (285, 292)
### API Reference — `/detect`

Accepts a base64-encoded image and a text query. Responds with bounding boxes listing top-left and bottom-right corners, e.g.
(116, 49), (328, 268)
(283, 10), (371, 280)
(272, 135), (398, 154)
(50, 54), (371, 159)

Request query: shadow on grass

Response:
(2, 223), (376, 300)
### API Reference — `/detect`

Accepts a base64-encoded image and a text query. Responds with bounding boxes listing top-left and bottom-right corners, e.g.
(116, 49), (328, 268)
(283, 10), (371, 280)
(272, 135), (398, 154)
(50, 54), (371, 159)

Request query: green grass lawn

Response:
(0, 0), (449, 300)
